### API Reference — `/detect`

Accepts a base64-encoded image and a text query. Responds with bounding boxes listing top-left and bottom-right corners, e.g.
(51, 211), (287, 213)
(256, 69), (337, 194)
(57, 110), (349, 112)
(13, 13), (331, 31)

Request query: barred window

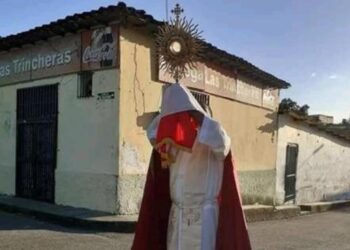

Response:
(78, 71), (93, 98)
(191, 90), (210, 112)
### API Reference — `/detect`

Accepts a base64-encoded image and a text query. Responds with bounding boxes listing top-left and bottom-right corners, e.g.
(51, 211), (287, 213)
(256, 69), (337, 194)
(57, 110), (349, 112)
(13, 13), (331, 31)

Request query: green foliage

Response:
(279, 98), (309, 116)
(341, 118), (350, 126)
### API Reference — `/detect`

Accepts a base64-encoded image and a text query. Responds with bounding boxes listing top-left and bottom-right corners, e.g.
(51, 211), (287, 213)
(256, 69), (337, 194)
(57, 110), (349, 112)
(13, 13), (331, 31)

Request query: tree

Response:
(279, 98), (309, 116)
(342, 117), (350, 126)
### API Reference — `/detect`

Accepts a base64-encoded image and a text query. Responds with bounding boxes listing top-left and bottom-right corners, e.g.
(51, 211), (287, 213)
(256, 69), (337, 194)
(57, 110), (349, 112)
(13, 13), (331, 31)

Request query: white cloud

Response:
(310, 72), (316, 78)
(329, 74), (338, 79)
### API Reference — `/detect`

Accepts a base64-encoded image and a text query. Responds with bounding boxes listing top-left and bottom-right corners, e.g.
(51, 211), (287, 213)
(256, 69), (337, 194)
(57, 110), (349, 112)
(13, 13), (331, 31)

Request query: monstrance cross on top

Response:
(171, 3), (184, 22)
(157, 3), (203, 83)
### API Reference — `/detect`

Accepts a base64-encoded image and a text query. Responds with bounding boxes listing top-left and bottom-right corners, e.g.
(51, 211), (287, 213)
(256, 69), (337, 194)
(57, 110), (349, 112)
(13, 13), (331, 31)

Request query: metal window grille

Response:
(191, 90), (210, 110)
(78, 71), (93, 98)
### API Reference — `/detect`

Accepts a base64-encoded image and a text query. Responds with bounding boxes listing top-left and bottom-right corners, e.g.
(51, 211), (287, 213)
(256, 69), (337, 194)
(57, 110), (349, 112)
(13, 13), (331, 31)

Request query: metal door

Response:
(284, 144), (298, 202)
(16, 84), (58, 202)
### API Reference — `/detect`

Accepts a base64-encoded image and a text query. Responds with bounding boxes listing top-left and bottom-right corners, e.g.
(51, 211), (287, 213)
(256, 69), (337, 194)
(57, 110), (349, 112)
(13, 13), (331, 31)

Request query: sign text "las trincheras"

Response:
(0, 50), (72, 78)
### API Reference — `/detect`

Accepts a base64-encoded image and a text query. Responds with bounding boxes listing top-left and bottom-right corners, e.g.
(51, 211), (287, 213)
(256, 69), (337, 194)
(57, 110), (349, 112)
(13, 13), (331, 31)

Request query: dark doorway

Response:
(16, 84), (58, 203)
(284, 144), (298, 202)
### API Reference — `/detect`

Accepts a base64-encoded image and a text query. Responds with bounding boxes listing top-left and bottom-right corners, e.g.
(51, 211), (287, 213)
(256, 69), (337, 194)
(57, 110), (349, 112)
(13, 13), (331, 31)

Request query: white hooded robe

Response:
(147, 83), (231, 250)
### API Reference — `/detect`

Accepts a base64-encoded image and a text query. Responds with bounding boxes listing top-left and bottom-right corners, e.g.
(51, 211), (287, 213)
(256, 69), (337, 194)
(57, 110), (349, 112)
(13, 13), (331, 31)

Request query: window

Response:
(191, 90), (211, 114)
(78, 71), (93, 98)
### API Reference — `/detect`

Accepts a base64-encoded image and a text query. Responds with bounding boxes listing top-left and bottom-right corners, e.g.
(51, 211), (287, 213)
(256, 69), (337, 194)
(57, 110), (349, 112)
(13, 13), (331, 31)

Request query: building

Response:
(0, 3), (290, 214)
(276, 112), (350, 205)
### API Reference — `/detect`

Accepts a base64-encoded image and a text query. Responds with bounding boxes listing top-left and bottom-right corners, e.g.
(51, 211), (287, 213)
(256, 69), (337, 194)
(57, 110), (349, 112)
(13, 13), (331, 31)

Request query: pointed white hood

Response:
(160, 83), (206, 118)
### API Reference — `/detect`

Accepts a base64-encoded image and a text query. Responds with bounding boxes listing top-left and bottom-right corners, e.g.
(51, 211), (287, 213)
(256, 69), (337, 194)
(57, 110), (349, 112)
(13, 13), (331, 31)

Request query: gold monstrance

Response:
(156, 3), (203, 83)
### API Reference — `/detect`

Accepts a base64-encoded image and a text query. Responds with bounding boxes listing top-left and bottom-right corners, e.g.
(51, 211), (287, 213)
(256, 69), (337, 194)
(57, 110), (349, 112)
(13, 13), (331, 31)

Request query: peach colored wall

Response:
(118, 27), (280, 212)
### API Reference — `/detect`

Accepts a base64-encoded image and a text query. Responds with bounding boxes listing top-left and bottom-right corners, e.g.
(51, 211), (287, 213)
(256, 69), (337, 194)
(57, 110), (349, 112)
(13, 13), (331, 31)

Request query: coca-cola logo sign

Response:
(82, 25), (118, 70)
(83, 42), (115, 64)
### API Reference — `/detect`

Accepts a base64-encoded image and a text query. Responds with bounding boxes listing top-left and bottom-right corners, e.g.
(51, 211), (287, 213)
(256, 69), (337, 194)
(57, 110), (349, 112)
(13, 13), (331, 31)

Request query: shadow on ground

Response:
(0, 210), (109, 235)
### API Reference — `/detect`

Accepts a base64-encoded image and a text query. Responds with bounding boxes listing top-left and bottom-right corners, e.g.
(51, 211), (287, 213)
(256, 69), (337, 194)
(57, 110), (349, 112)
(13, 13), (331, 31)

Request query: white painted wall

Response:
(0, 84), (17, 195)
(276, 114), (350, 205)
(55, 69), (119, 213)
(0, 69), (119, 213)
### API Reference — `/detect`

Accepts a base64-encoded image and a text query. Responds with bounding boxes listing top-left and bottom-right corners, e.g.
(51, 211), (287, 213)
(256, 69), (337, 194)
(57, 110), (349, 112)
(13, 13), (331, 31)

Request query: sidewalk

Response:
(244, 204), (300, 222)
(0, 195), (137, 233)
(299, 200), (350, 213)
(1, 195), (348, 232)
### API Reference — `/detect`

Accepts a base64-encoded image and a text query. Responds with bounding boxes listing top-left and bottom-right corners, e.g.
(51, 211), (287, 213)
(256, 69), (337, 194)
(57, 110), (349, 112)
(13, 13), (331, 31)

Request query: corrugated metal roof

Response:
(0, 2), (291, 89)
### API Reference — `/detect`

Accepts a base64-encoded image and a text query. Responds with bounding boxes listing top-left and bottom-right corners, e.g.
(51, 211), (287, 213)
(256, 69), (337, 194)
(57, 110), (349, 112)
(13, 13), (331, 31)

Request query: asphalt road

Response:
(0, 207), (349, 250)
(249, 207), (350, 250)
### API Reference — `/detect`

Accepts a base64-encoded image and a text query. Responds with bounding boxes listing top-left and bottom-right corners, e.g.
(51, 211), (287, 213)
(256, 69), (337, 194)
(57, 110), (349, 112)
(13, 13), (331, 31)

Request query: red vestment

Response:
(156, 111), (199, 167)
(131, 150), (251, 250)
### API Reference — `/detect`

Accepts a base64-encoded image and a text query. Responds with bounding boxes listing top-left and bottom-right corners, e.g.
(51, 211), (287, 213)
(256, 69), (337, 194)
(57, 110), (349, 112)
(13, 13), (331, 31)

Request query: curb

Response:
(300, 200), (350, 213)
(2, 201), (301, 231)
(244, 205), (301, 222)
(0, 200), (136, 233)
(2, 195), (349, 232)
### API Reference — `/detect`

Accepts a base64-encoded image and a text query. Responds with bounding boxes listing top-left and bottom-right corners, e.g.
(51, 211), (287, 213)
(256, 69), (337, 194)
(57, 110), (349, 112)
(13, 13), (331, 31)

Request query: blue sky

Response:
(1, 0), (349, 122)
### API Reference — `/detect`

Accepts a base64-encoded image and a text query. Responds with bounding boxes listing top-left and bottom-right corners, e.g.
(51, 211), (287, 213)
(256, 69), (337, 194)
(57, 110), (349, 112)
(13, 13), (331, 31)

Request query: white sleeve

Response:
(147, 114), (160, 144)
(198, 116), (231, 160)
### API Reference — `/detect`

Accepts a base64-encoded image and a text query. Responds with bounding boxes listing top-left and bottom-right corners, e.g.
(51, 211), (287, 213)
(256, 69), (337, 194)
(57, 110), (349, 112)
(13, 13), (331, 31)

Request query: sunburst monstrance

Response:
(156, 3), (204, 83)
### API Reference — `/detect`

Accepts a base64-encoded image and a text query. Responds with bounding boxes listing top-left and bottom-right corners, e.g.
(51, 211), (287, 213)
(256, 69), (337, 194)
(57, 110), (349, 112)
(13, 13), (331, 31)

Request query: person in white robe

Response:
(147, 83), (231, 250)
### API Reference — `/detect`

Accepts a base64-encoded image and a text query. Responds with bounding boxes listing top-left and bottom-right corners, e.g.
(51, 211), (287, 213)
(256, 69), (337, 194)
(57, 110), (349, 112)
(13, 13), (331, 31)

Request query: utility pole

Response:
(166, 0), (169, 21)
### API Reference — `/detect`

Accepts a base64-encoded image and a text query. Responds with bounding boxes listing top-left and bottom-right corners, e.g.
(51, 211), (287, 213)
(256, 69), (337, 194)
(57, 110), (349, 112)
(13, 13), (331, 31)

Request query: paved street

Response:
(249, 207), (350, 250)
(0, 207), (349, 250)
(0, 211), (131, 250)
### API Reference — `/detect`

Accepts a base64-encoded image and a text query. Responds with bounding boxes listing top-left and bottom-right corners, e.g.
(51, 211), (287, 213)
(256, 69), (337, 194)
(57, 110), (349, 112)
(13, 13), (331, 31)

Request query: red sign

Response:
(82, 25), (119, 71)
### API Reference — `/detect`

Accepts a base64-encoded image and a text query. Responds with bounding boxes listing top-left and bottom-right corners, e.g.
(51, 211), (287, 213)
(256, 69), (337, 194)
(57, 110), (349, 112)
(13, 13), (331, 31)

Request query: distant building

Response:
(308, 114), (334, 125)
(276, 111), (350, 205)
(0, 3), (290, 214)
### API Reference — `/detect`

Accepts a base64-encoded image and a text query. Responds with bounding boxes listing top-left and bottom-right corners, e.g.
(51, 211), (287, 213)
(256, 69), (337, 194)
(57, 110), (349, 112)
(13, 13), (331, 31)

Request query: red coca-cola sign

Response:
(82, 24), (119, 70)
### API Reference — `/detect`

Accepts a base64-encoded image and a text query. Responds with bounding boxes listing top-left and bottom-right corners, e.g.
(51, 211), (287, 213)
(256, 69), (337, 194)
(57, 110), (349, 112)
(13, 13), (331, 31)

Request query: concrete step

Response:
(0, 195), (137, 232)
(244, 204), (300, 222)
(300, 200), (350, 213)
(6, 194), (347, 232)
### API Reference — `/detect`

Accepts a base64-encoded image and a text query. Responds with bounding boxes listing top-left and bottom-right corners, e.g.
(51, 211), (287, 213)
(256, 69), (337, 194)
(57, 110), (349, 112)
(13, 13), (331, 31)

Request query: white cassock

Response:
(148, 114), (231, 250)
